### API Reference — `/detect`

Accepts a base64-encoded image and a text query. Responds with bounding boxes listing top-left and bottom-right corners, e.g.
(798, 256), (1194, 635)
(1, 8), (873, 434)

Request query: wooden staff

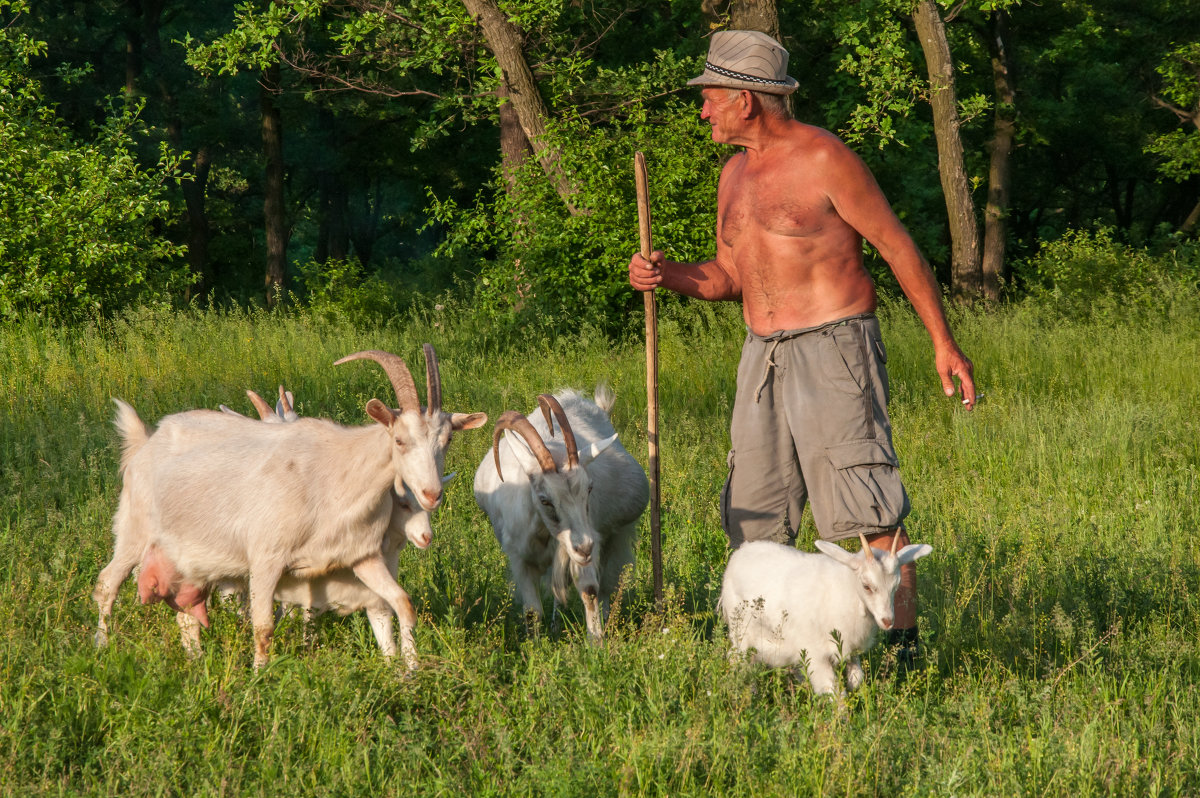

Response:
(634, 151), (663, 605)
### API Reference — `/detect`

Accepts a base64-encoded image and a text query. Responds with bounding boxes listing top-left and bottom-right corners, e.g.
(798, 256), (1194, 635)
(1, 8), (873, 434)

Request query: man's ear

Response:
(739, 89), (754, 118)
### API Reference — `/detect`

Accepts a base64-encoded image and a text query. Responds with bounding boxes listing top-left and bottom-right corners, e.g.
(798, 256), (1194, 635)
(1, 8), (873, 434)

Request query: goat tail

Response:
(111, 398), (153, 475)
(550, 545), (573, 605)
(593, 382), (615, 415)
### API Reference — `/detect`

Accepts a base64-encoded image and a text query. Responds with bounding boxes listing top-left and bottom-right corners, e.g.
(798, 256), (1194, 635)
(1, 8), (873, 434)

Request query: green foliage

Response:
(0, 3), (191, 321)
(428, 87), (722, 331)
(293, 257), (399, 324)
(1147, 41), (1200, 181)
(819, 0), (927, 150)
(1020, 227), (1200, 318)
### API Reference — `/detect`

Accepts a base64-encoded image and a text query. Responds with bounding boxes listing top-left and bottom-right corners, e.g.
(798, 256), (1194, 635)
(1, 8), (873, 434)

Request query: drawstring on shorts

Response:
(754, 339), (780, 403)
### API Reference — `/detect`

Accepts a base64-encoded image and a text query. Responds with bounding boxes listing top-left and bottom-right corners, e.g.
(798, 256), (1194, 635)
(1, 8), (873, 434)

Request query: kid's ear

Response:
(814, 539), (857, 568)
(895, 543), (933, 566)
(578, 433), (618, 465)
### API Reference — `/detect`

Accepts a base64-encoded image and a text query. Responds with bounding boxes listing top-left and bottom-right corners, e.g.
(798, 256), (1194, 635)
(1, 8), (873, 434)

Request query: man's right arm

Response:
(628, 251), (741, 300)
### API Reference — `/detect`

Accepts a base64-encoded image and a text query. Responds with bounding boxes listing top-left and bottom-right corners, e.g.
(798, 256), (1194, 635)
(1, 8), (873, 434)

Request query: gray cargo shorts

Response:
(720, 312), (910, 547)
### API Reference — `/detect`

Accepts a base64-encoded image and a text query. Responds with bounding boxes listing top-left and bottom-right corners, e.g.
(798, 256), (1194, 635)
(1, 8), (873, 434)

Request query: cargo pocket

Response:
(821, 324), (868, 394)
(825, 439), (909, 535)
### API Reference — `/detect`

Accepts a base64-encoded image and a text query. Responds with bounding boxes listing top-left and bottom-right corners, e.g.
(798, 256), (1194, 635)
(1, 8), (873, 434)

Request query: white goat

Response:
(197, 383), (453, 658)
(473, 387), (648, 639)
(719, 534), (932, 695)
(93, 346), (486, 669)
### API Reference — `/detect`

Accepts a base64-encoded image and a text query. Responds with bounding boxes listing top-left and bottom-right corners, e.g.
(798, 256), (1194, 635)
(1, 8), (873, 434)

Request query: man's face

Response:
(700, 87), (746, 144)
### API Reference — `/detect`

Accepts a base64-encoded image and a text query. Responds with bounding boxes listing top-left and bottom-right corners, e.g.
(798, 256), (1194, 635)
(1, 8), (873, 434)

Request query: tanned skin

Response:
(629, 87), (976, 628)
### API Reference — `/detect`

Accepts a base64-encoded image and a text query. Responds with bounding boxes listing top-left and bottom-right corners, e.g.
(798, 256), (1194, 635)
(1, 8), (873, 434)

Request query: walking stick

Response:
(634, 151), (663, 605)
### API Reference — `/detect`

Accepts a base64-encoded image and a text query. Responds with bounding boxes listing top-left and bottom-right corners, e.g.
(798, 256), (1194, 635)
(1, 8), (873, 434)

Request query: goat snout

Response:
(878, 616), (894, 630)
(574, 540), (594, 564)
(418, 488), (442, 510)
(410, 530), (432, 549)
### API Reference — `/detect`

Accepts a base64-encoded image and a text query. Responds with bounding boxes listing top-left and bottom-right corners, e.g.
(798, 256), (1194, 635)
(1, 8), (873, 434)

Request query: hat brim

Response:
(687, 69), (798, 96)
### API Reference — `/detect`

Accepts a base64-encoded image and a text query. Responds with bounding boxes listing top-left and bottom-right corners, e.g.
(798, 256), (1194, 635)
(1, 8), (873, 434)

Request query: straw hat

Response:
(687, 30), (798, 96)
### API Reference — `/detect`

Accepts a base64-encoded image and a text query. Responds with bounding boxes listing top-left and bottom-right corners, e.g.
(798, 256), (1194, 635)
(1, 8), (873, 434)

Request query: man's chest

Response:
(718, 171), (836, 246)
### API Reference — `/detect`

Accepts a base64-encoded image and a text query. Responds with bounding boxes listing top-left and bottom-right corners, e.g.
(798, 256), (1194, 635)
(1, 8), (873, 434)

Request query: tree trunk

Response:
(498, 83), (532, 196)
(730, 0), (779, 40)
(261, 65), (287, 306)
(912, 0), (982, 302)
(981, 9), (1014, 302)
(729, 0), (790, 116)
(459, 0), (580, 215)
(1182, 197), (1200, 235)
(315, 111), (350, 264)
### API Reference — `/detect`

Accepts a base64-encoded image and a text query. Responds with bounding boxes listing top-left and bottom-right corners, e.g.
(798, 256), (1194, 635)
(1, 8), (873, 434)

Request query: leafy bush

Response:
(1021, 227), (1200, 319)
(0, 2), (190, 322)
(293, 257), (399, 324)
(426, 52), (724, 334)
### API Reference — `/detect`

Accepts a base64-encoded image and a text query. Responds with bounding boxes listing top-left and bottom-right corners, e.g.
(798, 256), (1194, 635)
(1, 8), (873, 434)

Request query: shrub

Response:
(0, 3), (191, 321)
(1022, 227), (1200, 319)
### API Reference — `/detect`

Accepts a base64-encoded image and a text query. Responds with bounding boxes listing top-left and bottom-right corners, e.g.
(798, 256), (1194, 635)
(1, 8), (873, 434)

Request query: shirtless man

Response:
(629, 30), (976, 658)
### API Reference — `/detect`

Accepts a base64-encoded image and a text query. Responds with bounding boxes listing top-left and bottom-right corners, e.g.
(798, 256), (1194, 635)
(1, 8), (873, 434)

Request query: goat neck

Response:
(536, 394), (579, 470)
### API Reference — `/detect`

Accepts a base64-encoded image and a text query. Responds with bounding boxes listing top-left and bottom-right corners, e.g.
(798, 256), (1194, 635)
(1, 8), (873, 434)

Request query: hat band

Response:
(703, 61), (790, 87)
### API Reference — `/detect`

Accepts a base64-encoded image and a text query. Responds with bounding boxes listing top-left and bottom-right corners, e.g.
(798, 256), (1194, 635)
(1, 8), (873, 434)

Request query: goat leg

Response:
(351, 554), (418, 670)
(248, 566), (284, 669)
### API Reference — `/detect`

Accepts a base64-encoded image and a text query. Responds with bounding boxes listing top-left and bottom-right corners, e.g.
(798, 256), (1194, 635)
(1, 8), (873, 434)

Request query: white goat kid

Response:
(93, 346), (486, 670)
(720, 534), (932, 695)
(474, 388), (648, 640)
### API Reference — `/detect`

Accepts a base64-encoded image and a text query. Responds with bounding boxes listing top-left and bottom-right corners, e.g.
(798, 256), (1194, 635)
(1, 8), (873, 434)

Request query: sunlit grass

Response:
(1, 290), (1198, 795)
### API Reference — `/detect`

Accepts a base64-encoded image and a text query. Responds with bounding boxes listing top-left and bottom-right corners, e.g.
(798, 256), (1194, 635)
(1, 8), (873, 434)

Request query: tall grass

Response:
(1, 288), (1198, 796)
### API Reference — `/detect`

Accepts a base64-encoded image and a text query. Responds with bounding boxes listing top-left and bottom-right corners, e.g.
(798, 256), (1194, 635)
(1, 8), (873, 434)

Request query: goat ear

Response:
(451, 411), (488, 431)
(894, 543), (933, 566)
(578, 433), (619, 465)
(366, 398), (397, 428)
(218, 404), (248, 419)
(814, 539), (858, 568)
(441, 471), (457, 485)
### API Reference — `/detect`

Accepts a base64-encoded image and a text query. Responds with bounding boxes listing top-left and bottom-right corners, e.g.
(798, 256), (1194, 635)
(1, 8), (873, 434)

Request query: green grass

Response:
(1, 291), (1198, 796)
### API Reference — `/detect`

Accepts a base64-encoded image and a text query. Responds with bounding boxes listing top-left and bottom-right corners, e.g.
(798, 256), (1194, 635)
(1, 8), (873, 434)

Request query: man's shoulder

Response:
(789, 122), (855, 160)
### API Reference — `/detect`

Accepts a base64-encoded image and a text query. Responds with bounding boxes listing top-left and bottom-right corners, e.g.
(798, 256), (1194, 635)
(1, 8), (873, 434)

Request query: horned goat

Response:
(172, 383), (454, 658)
(93, 346), (486, 669)
(719, 534), (932, 695)
(473, 387), (648, 639)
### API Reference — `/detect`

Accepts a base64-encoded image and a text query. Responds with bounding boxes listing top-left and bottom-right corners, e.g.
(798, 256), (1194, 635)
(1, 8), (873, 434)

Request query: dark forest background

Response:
(2, 0), (1198, 328)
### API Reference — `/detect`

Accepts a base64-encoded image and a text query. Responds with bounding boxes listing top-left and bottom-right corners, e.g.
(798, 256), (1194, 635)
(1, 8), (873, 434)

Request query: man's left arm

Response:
(825, 143), (977, 409)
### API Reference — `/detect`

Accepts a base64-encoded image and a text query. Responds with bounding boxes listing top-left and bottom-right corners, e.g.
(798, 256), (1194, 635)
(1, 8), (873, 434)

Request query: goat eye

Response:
(539, 498), (552, 507)
(862, 584), (874, 593)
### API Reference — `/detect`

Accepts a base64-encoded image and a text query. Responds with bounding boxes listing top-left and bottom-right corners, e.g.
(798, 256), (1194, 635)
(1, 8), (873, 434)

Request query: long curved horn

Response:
(493, 410), (557, 481)
(422, 343), (442, 416)
(245, 389), (275, 421)
(333, 350), (420, 414)
(536, 394), (578, 470)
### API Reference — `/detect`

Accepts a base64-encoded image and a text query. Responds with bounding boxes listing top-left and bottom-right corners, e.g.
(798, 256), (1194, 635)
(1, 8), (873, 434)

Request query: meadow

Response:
(1, 290), (1198, 796)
